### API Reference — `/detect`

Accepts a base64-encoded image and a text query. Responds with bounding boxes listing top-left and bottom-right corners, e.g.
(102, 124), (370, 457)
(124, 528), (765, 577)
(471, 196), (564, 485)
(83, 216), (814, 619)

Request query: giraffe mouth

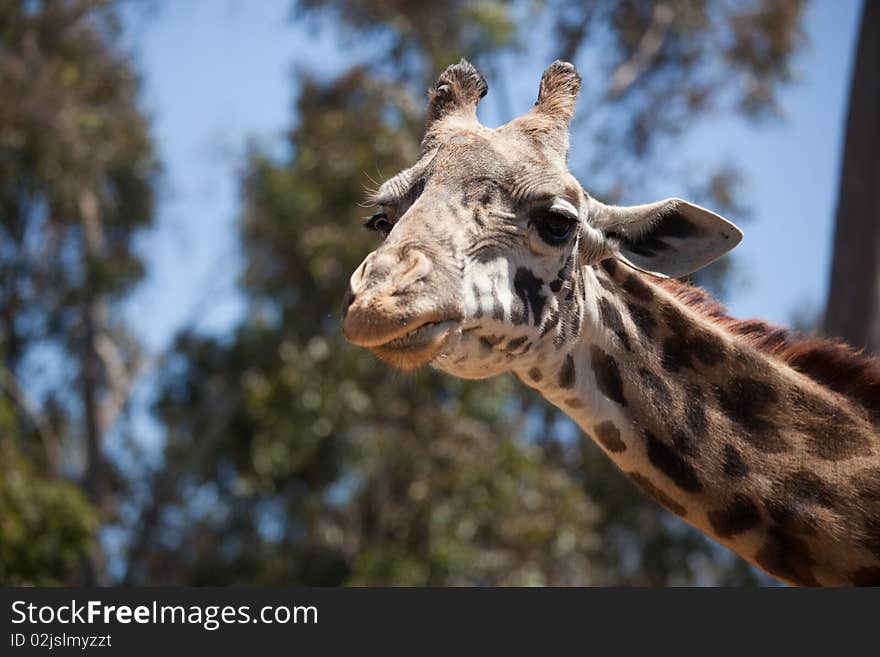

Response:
(369, 320), (459, 370)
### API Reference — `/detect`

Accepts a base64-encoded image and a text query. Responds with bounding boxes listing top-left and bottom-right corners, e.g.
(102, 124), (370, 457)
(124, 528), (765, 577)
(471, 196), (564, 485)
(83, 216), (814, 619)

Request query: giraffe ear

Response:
(534, 60), (581, 125)
(517, 61), (581, 161)
(425, 59), (488, 134)
(591, 198), (743, 278)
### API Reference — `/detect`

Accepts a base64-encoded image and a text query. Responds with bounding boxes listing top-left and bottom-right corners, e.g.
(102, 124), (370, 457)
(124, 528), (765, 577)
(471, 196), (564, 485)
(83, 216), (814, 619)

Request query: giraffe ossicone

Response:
(341, 59), (880, 586)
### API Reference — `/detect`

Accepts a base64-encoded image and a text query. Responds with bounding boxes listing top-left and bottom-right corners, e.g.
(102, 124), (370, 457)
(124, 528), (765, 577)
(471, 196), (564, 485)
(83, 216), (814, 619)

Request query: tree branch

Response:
(555, 6), (596, 64)
(607, 3), (674, 99)
(95, 331), (144, 435)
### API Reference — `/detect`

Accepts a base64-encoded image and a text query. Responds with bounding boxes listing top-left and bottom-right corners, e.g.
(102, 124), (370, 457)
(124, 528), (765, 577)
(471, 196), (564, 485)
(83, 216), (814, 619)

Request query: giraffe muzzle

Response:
(341, 247), (463, 363)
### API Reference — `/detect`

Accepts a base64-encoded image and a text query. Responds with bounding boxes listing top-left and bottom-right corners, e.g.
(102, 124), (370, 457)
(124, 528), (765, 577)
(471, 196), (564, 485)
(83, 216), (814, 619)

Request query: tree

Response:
(0, 0), (157, 584)
(0, 395), (96, 585)
(824, 1), (880, 355)
(136, 1), (806, 585)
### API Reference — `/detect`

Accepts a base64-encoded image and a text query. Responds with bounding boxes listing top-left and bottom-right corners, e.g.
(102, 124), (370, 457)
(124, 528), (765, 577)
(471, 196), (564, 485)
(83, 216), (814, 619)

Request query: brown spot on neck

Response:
(715, 378), (789, 453)
(589, 345), (626, 406)
(644, 430), (702, 492)
(707, 495), (761, 538)
(722, 444), (749, 478)
(593, 420), (626, 453)
(558, 354), (576, 388)
(628, 472), (687, 517)
(598, 297), (632, 351)
(754, 527), (821, 587)
(624, 299), (656, 339)
(622, 274), (654, 302)
(851, 567), (880, 586)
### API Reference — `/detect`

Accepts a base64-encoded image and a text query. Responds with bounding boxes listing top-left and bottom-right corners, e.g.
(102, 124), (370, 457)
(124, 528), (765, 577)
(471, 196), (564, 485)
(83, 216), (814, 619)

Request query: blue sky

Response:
(121, 0), (863, 355)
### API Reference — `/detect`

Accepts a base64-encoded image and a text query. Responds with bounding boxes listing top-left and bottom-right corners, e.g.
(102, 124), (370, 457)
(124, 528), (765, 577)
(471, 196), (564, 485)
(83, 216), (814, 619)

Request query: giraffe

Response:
(340, 59), (880, 586)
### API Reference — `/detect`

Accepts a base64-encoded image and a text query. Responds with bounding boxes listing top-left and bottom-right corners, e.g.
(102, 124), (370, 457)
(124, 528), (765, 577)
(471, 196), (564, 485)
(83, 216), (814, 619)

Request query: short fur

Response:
(658, 276), (880, 423)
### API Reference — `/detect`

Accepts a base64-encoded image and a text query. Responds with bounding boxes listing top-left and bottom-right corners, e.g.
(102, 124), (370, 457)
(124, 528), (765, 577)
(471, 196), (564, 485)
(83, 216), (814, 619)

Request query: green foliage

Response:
(296, 0), (518, 72)
(348, 434), (600, 586)
(0, 1), (157, 309)
(0, 406), (96, 585)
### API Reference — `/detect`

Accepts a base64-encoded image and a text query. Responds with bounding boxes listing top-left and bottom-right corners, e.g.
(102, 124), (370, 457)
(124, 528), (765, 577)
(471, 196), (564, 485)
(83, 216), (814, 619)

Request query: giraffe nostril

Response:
(342, 288), (356, 316)
(394, 249), (433, 293)
(348, 256), (371, 295)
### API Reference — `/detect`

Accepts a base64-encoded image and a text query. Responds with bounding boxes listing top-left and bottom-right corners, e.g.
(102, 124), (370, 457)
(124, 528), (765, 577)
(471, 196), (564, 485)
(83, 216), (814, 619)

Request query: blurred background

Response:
(1, 0), (876, 586)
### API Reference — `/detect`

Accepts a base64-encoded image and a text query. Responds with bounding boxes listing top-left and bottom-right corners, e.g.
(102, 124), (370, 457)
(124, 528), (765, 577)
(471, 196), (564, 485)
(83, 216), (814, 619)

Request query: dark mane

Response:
(657, 277), (880, 423)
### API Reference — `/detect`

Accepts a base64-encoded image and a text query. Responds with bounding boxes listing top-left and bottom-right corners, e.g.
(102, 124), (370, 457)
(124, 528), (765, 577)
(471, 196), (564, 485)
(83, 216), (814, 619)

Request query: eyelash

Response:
(363, 211), (394, 235)
(531, 208), (577, 245)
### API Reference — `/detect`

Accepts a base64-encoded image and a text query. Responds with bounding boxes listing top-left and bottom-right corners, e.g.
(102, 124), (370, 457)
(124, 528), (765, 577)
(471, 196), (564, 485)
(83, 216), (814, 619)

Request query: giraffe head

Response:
(342, 60), (742, 377)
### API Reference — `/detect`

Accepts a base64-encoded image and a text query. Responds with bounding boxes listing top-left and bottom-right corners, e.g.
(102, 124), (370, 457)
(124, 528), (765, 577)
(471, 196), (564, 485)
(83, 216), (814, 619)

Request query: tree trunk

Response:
(79, 189), (109, 585)
(82, 296), (106, 505)
(824, 1), (880, 354)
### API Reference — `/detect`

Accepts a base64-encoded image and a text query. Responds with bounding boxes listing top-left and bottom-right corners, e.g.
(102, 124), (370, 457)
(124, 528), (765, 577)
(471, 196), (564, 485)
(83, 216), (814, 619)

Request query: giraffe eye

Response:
(364, 211), (394, 236)
(532, 209), (576, 244)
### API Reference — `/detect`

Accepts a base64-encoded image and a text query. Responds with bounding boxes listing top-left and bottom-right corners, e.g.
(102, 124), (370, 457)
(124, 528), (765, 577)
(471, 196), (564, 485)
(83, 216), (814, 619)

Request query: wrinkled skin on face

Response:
(341, 60), (740, 378)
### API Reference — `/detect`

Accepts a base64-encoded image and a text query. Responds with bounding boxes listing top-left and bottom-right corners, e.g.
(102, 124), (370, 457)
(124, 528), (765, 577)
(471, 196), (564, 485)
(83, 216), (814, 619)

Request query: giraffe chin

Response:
(368, 321), (456, 371)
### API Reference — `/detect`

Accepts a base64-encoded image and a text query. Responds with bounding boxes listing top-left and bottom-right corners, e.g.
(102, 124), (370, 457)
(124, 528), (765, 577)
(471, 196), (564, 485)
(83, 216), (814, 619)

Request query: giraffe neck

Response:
(515, 258), (880, 586)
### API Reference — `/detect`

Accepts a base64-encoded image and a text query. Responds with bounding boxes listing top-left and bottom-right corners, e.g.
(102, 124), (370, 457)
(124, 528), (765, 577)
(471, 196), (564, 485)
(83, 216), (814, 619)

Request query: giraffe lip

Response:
(373, 320), (457, 351)
(368, 320), (459, 371)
